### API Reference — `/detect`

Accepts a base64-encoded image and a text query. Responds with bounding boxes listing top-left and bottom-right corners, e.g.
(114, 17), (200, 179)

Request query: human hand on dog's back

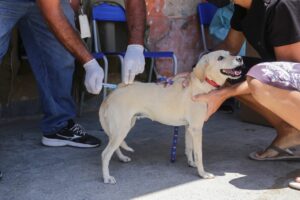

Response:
(123, 45), (145, 84)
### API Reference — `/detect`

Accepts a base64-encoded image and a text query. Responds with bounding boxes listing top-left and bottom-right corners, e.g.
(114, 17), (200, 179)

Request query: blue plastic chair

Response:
(92, 2), (179, 162)
(197, 2), (218, 54)
(91, 2), (178, 92)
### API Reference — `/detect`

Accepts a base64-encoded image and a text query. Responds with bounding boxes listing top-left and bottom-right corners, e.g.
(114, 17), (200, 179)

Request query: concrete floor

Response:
(0, 110), (299, 200)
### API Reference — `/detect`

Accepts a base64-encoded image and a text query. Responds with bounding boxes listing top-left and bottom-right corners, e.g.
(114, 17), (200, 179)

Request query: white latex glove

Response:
(83, 59), (104, 94)
(123, 44), (145, 84)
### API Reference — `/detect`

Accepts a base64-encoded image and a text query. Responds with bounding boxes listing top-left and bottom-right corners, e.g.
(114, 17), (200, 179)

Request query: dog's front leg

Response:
(185, 125), (196, 167)
(189, 126), (214, 179)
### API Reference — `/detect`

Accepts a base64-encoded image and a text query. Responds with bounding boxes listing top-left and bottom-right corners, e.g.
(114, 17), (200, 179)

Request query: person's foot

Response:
(289, 177), (300, 190)
(42, 120), (101, 148)
(255, 122), (300, 159)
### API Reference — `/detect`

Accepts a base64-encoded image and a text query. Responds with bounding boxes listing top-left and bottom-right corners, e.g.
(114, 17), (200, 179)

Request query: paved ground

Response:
(0, 109), (299, 200)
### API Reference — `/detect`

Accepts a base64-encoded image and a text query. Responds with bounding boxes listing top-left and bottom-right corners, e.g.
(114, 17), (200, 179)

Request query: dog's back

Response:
(100, 80), (192, 136)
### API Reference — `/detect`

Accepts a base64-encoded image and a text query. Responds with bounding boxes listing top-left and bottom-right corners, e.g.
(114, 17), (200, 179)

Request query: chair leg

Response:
(172, 54), (178, 75)
(201, 24), (208, 52)
(170, 126), (179, 163)
(148, 58), (155, 82)
(92, 20), (101, 53)
(102, 56), (108, 99)
(118, 55), (124, 82)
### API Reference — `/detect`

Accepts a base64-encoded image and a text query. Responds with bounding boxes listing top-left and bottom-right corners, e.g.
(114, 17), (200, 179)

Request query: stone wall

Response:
(145, 0), (203, 76)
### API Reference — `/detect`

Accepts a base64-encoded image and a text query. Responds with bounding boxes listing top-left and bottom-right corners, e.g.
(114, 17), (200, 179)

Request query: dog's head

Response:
(192, 50), (243, 86)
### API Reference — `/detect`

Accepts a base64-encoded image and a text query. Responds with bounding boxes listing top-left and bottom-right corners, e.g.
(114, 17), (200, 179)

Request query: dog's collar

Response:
(205, 77), (220, 88)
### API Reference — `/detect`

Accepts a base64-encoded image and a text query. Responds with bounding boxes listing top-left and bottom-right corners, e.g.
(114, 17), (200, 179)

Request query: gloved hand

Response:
(83, 58), (104, 94)
(123, 44), (145, 84)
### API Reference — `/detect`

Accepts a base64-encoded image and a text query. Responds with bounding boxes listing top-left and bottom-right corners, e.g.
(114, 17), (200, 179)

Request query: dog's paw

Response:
(188, 160), (197, 168)
(103, 176), (117, 184)
(119, 156), (131, 163)
(199, 172), (215, 179)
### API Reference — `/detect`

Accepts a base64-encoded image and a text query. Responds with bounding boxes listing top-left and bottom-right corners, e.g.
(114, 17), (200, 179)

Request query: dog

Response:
(99, 50), (243, 184)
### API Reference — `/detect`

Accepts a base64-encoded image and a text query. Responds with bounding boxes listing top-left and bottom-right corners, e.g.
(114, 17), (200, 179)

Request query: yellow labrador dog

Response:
(100, 50), (243, 184)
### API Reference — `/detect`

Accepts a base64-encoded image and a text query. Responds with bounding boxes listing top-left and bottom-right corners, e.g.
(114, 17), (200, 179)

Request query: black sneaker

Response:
(42, 120), (101, 148)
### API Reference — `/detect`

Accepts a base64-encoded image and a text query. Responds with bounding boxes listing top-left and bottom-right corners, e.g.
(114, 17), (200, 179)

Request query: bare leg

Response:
(240, 77), (300, 158)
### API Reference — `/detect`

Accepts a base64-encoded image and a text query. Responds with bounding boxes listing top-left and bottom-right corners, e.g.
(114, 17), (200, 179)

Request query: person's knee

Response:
(246, 76), (265, 99)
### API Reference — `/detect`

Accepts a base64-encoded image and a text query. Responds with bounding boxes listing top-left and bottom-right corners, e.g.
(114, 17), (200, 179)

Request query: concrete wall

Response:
(145, 0), (203, 75)
(91, 0), (203, 75)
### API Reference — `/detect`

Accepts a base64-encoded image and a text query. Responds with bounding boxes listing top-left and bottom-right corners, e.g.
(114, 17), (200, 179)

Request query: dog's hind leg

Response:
(102, 127), (131, 184)
(115, 148), (131, 162)
(120, 141), (134, 152)
(185, 125), (196, 168)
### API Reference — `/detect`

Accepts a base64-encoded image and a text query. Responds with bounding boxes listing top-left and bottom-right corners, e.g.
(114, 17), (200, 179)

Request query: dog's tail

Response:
(120, 141), (134, 152)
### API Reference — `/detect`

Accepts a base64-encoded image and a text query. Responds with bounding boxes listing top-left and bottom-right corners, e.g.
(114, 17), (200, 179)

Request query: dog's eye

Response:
(218, 56), (224, 61)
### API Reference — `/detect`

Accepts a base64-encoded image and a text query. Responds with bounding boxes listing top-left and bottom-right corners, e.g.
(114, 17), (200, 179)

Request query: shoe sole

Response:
(248, 151), (300, 161)
(42, 137), (99, 148)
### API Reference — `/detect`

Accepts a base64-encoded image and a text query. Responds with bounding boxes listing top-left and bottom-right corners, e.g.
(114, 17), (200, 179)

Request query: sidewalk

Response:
(0, 111), (299, 200)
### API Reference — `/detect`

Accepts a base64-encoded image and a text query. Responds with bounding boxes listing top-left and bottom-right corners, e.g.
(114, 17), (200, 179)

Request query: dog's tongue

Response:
(234, 70), (241, 76)
(223, 68), (241, 76)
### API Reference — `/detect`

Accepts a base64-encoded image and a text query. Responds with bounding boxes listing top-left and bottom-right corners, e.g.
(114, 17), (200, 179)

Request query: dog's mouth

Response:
(220, 66), (243, 78)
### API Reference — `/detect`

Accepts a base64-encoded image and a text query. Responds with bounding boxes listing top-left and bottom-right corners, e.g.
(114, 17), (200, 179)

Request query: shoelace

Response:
(70, 124), (87, 136)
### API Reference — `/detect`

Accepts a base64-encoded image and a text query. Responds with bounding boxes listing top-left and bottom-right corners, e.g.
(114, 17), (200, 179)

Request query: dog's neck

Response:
(189, 73), (220, 96)
(204, 77), (220, 88)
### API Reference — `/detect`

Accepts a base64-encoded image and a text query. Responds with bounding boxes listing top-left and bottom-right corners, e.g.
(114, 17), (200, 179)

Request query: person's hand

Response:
(83, 59), (104, 94)
(123, 44), (145, 84)
(192, 89), (226, 121)
(156, 72), (191, 87)
(178, 72), (191, 88)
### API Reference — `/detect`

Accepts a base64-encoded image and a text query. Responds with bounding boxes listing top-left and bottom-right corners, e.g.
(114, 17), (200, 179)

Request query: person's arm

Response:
(123, 0), (147, 84)
(215, 28), (246, 55)
(192, 80), (251, 120)
(36, 0), (103, 94)
(274, 41), (300, 62)
(36, 0), (92, 64)
(125, 0), (146, 45)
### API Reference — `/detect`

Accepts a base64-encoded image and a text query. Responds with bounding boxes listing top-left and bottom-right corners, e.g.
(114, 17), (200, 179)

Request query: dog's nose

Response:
(236, 56), (243, 63)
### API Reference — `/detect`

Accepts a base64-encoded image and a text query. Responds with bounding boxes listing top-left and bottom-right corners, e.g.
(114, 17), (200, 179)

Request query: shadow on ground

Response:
(0, 111), (299, 200)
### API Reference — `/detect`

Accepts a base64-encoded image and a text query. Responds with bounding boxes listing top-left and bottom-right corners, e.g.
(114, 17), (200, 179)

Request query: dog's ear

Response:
(192, 54), (208, 82)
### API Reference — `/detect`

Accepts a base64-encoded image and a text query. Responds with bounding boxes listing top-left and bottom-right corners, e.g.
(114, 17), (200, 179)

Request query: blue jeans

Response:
(0, 0), (77, 135)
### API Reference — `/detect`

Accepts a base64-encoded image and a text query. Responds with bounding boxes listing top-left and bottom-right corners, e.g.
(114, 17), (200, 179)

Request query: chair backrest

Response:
(92, 2), (126, 22)
(197, 2), (218, 25)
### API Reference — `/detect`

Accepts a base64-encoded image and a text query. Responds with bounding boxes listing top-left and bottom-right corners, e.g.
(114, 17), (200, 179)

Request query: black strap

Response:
(268, 145), (295, 156)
